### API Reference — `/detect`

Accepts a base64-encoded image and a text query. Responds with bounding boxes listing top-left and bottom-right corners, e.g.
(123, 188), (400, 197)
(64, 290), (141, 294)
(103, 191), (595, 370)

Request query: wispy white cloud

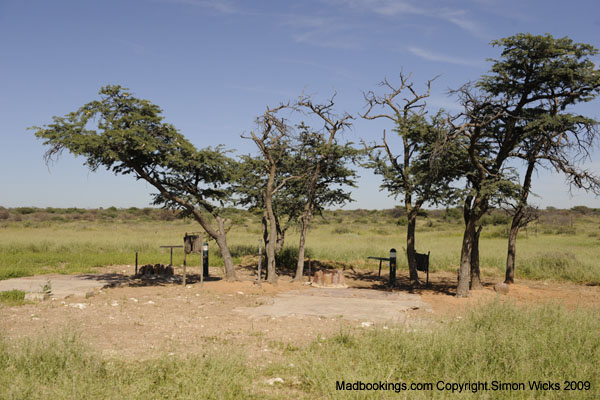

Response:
(327, 0), (490, 39)
(284, 16), (363, 49)
(436, 8), (488, 39)
(164, 0), (238, 14)
(407, 46), (483, 67)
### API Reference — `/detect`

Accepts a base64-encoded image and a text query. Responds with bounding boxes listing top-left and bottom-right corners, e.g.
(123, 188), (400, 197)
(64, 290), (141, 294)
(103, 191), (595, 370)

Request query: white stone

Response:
(266, 377), (284, 385)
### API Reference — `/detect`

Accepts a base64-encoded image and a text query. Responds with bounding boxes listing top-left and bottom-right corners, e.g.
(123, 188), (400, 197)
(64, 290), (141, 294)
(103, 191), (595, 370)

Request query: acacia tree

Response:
(33, 85), (239, 280)
(235, 152), (304, 257)
(362, 74), (463, 286)
(245, 105), (304, 283)
(496, 35), (600, 284)
(290, 123), (357, 281)
(292, 96), (356, 281)
(443, 87), (516, 294)
(447, 33), (600, 296)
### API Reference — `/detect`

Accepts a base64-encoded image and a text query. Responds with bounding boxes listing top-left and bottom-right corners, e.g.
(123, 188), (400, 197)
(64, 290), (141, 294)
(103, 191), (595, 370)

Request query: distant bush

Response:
(156, 209), (178, 221)
(387, 206), (406, 218)
(0, 207), (8, 220)
(64, 207), (86, 214)
(332, 227), (352, 234)
(556, 226), (576, 235)
(571, 205), (592, 214)
(275, 246), (312, 270)
(417, 209), (429, 218)
(445, 208), (461, 219)
(481, 212), (510, 226)
(396, 217), (408, 226)
(14, 207), (37, 215)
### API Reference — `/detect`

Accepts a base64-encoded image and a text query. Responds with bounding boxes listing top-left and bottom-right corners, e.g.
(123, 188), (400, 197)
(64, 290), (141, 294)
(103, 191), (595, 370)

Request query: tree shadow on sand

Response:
(76, 270), (223, 288)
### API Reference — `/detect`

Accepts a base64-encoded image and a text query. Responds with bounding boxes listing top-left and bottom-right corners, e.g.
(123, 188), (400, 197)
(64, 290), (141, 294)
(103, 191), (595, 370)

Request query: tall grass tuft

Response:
(0, 289), (27, 306)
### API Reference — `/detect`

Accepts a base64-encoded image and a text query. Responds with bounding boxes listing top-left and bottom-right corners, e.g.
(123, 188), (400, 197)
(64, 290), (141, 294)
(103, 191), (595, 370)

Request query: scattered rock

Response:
(266, 377), (284, 385)
(361, 321), (374, 328)
(494, 282), (510, 295)
(70, 303), (87, 310)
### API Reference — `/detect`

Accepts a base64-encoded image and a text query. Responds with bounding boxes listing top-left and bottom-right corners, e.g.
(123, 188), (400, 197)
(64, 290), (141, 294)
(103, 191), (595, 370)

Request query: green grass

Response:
(282, 301), (600, 399)
(1, 302), (598, 399)
(1, 209), (600, 284)
(0, 289), (28, 306)
(0, 332), (256, 400)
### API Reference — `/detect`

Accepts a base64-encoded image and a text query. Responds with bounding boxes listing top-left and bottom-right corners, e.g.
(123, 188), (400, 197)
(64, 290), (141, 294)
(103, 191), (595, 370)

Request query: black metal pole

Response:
(389, 248), (397, 286)
(202, 242), (209, 277)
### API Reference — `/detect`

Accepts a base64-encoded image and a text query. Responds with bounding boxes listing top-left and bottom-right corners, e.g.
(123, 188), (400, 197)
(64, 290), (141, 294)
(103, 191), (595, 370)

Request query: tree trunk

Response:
(406, 210), (420, 286)
(261, 213), (269, 280)
(133, 167), (238, 281)
(470, 225), (483, 289)
(275, 215), (285, 254)
(505, 158), (535, 284)
(505, 223), (519, 284)
(264, 187), (278, 283)
(215, 236), (236, 281)
(458, 195), (487, 297)
(206, 216), (236, 281)
(294, 213), (311, 281)
(457, 217), (476, 297)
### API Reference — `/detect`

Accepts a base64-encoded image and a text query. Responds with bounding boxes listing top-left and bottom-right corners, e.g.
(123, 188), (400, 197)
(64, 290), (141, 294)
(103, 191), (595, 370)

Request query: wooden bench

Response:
(415, 251), (430, 286)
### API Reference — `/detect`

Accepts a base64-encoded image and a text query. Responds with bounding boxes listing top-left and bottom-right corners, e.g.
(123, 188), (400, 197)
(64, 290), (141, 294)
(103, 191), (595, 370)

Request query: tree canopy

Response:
(33, 85), (239, 280)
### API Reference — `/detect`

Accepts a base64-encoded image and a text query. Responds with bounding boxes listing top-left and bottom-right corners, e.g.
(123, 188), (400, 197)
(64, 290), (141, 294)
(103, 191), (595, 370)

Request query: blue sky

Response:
(1, 0), (599, 209)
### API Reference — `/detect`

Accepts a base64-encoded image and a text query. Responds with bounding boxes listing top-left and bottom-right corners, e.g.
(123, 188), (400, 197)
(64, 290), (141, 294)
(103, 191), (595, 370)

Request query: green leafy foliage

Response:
(33, 85), (236, 216)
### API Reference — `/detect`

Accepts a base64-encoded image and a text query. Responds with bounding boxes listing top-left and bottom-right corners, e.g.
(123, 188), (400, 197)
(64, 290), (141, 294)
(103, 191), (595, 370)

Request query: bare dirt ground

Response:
(1, 264), (599, 363)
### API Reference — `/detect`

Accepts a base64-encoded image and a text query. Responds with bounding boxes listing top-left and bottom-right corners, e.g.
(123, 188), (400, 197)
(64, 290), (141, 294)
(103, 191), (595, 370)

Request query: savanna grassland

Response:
(1, 205), (599, 399)
(1, 205), (599, 284)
